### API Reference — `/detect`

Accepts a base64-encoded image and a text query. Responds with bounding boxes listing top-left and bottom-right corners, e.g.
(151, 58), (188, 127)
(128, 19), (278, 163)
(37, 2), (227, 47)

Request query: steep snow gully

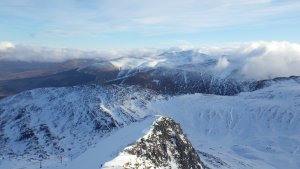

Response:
(0, 77), (300, 169)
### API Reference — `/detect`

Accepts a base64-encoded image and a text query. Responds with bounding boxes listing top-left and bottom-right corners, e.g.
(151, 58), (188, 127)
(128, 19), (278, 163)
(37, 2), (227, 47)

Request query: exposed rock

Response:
(104, 116), (208, 169)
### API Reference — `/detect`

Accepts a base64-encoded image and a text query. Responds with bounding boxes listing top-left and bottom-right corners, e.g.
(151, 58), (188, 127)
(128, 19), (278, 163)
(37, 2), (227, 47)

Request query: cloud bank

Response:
(240, 41), (300, 79)
(0, 42), (126, 62)
(0, 42), (15, 51)
(201, 41), (300, 79)
(215, 57), (230, 70)
(1, 41), (300, 80)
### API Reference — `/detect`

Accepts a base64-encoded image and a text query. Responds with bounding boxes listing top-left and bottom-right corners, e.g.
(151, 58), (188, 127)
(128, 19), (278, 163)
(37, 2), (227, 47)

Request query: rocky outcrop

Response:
(104, 116), (207, 169)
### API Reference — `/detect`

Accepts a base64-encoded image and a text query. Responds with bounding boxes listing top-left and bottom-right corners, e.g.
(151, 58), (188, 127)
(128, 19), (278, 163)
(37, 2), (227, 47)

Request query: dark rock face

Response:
(250, 76), (300, 91)
(107, 67), (251, 96)
(106, 66), (300, 96)
(124, 117), (208, 169)
(198, 151), (229, 168)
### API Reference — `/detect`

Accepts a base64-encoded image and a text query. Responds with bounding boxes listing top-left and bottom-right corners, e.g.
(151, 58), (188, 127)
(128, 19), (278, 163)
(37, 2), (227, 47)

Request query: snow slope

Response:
(49, 116), (158, 169)
(0, 85), (160, 169)
(0, 76), (299, 169)
(147, 78), (300, 168)
(0, 115), (207, 169)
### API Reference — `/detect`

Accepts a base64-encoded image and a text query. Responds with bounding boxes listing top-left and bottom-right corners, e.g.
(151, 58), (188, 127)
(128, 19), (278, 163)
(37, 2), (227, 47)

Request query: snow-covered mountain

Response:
(104, 116), (207, 169)
(2, 42), (300, 98)
(1, 42), (300, 169)
(80, 47), (299, 96)
(146, 77), (300, 169)
(0, 76), (299, 169)
(0, 85), (161, 168)
(0, 84), (207, 169)
(105, 66), (262, 96)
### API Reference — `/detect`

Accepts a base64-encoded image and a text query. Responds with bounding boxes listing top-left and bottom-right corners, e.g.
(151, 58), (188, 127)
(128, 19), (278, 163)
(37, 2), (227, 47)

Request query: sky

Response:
(0, 0), (300, 49)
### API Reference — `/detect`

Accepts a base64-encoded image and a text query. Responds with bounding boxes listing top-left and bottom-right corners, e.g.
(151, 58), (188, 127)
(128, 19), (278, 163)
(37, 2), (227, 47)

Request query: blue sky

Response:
(0, 0), (300, 49)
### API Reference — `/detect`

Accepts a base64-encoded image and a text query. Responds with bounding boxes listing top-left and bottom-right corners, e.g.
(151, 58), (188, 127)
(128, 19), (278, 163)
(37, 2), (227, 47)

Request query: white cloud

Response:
(133, 16), (167, 25)
(240, 41), (300, 79)
(0, 41), (15, 51)
(1, 41), (300, 80)
(0, 41), (160, 63)
(109, 41), (300, 80)
(199, 41), (300, 79)
(0, 42), (116, 62)
(1, 0), (299, 37)
(216, 57), (230, 70)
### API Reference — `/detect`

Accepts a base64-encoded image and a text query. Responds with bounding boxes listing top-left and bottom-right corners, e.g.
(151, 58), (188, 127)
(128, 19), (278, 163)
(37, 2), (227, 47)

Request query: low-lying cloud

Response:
(197, 41), (300, 80)
(0, 41), (15, 51)
(240, 41), (300, 79)
(215, 57), (230, 70)
(0, 43), (121, 62)
(1, 41), (300, 80)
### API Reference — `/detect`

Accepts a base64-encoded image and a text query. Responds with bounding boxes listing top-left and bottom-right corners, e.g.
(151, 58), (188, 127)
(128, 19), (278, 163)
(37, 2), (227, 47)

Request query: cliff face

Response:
(104, 116), (207, 169)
